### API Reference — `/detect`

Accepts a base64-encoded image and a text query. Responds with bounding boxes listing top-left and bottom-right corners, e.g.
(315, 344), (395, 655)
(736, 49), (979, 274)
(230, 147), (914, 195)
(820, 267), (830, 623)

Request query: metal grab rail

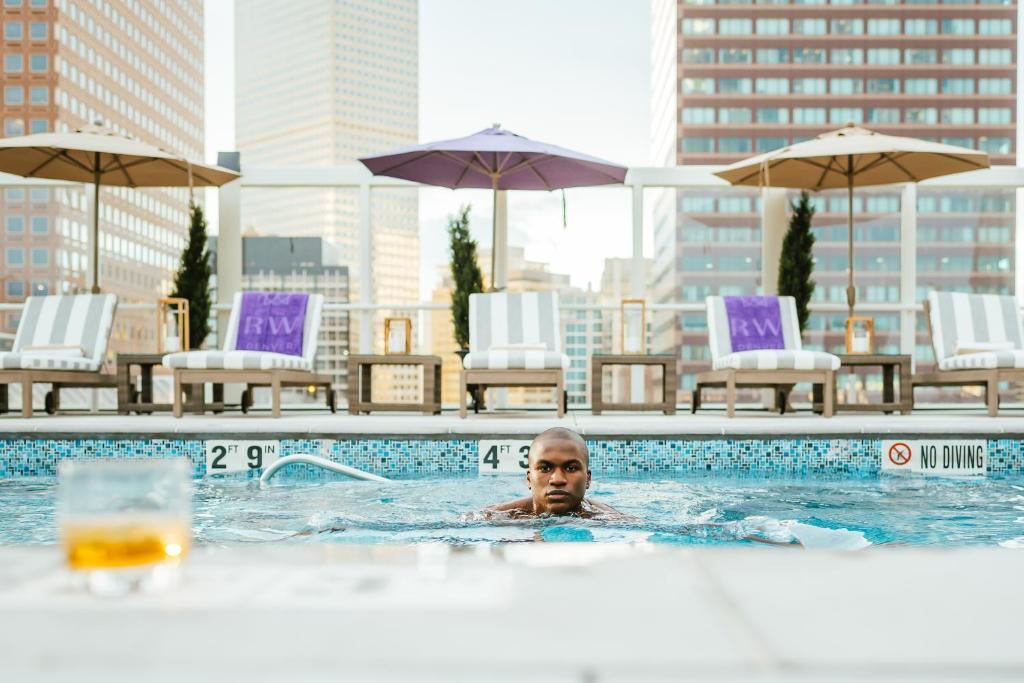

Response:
(259, 454), (390, 486)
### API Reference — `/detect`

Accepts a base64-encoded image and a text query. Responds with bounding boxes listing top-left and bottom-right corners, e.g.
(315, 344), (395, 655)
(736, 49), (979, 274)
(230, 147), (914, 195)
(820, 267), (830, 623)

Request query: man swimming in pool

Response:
(483, 427), (621, 518)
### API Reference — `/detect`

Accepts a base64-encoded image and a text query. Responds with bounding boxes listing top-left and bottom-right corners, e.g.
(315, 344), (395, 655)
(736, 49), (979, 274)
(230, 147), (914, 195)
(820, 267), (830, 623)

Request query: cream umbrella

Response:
(0, 124), (240, 292)
(714, 124), (989, 315)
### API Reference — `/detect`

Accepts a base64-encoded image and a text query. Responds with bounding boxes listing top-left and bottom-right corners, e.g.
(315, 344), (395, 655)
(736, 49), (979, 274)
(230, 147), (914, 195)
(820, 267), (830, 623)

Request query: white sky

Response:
(202, 0), (651, 295)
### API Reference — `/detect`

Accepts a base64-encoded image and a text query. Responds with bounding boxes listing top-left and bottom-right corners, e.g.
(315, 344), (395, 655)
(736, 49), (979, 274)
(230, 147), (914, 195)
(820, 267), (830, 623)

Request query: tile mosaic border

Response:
(2, 436), (1024, 478)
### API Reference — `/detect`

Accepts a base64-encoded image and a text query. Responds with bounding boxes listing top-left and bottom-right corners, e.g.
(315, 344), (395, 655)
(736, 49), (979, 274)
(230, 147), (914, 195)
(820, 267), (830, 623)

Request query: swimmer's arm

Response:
(478, 497), (534, 519)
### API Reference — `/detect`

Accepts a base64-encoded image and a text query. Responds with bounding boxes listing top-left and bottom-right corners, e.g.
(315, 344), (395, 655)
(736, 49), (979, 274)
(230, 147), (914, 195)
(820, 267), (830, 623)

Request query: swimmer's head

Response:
(526, 427), (590, 515)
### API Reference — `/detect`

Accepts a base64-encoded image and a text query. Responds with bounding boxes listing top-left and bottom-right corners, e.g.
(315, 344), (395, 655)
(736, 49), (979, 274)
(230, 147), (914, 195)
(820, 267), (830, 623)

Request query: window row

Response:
(679, 194), (1013, 214)
(681, 76), (1013, 95)
(3, 215), (49, 233)
(683, 46), (1014, 66)
(4, 281), (50, 299)
(4, 117), (49, 135)
(3, 53), (49, 72)
(3, 85), (49, 105)
(2, 0), (49, 7)
(681, 134), (1012, 154)
(682, 106), (1014, 125)
(682, 16), (1013, 36)
(3, 21), (48, 41)
(5, 247), (51, 267)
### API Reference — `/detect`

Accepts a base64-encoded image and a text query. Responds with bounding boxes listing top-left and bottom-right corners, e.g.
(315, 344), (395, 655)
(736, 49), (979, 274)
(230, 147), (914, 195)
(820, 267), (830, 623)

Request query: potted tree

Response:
(447, 205), (484, 408)
(170, 202), (213, 350)
(778, 190), (816, 335)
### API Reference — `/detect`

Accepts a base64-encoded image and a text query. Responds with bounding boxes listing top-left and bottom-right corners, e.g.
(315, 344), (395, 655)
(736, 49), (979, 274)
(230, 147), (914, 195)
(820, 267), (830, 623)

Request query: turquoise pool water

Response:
(2, 474), (1023, 547)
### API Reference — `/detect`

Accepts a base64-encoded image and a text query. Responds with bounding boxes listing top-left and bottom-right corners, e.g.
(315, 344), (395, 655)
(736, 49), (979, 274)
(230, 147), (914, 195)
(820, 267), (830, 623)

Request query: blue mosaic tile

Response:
(1, 437), (1023, 479)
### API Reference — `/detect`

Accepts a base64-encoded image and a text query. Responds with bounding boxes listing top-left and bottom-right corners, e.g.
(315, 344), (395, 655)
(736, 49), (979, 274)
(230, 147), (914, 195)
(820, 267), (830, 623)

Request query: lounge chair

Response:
(162, 291), (335, 417)
(913, 291), (1024, 416)
(459, 291), (569, 418)
(692, 295), (838, 417)
(0, 293), (118, 417)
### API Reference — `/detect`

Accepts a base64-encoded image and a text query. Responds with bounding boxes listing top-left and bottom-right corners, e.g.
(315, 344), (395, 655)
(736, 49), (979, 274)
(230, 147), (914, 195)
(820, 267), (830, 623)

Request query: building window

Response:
(978, 107), (1012, 125)
(4, 86), (23, 105)
(905, 108), (938, 125)
(755, 78), (788, 95)
(941, 78), (974, 95)
(978, 78), (1012, 95)
(682, 18), (714, 35)
(719, 107), (752, 124)
(718, 78), (752, 95)
(756, 18), (788, 35)
(757, 107), (788, 124)
(6, 216), (24, 233)
(866, 108), (900, 124)
(30, 215), (47, 233)
(31, 281), (48, 295)
(3, 0), (22, 7)
(29, 187), (47, 202)
(29, 86), (48, 104)
(29, 0), (46, 6)
(6, 248), (24, 266)
(4, 21), (23, 40)
(905, 19), (938, 35)
(792, 78), (826, 95)
(4, 54), (22, 72)
(941, 108), (975, 125)
(867, 18), (900, 35)
(28, 54), (47, 72)
(905, 78), (938, 95)
(830, 108), (863, 125)
(831, 49), (863, 65)
(792, 18), (826, 35)
(4, 118), (23, 136)
(30, 247), (47, 266)
(793, 48), (826, 64)
(6, 281), (24, 298)
(681, 78), (714, 95)
(942, 49), (975, 65)
(979, 19), (1012, 35)
(979, 48), (1012, 65)
(28, 22), (46, 40)
(867, 48), (900, 65)
(719, 48), (751, 64)
(718, 18), (752, 35)
(29, 118), (47, 133)
(756, 48), (788, 64)
(681, 137), (714, 154)
(867, 78), (899, 94)
(719, 137), (752, 154)
(5, 188), (24, 202)
(830, 78), (863, 95)
(756, 137), (787, 153)
(831, 18), (863, 35)
(977, 137), (1011, 155)
(941, 19), (975, 35)
(905, 49), (937, 64)
(681, 48), (714, 64)
(682, 107), (715, 124)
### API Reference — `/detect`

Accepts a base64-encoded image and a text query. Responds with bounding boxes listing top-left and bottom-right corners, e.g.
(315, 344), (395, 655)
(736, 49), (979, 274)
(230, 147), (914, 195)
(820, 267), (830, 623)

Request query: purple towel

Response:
(724, 296), (785, 352)
(235, 292), (308, 356)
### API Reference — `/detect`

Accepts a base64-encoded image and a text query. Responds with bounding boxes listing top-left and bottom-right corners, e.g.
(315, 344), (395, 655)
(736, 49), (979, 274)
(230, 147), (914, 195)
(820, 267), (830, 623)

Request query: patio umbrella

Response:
(714, 124), (989, 315)
(0, 123), (240, 292)
(359, 124), (626, 289)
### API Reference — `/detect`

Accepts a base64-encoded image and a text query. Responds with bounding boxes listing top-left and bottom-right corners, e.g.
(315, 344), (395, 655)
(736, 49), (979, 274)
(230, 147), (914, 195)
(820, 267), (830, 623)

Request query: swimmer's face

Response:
(526, 436), (590, 515)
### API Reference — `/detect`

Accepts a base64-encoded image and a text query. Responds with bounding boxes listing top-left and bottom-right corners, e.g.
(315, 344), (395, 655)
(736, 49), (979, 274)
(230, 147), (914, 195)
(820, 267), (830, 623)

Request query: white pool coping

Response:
(2, 410), (1024, 438)
(0, 544), (1021, 681)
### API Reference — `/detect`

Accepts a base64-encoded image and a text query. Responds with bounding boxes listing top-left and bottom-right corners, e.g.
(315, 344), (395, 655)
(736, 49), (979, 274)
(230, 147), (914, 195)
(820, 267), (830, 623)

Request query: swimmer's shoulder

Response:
(479, 497), (534, 519)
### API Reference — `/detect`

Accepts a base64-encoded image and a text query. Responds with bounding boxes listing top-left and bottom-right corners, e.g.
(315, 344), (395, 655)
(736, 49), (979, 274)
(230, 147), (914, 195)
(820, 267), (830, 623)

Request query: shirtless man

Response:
(484, 427), (620, 518)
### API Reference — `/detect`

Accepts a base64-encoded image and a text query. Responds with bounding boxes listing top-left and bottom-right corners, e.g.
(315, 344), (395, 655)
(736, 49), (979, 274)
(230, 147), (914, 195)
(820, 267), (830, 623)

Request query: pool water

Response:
(2, 474), (1024, 548)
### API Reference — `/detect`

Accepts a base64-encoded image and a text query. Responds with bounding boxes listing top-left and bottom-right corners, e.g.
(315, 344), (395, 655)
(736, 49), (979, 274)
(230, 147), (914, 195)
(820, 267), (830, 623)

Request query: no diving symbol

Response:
(888, 442), (912, 466)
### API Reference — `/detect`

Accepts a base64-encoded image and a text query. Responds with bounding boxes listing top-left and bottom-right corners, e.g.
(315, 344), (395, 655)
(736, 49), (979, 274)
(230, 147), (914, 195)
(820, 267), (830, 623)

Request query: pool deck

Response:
(1, 544), (1022, 681)
(3, 409), (1024, 439)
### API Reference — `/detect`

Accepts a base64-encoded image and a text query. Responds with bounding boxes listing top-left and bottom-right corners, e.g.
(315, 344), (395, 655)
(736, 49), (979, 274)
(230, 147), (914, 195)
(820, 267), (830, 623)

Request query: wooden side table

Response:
(116, 353), (221, 415)
(832, 353), (912, 415)
(591, 354), (676, 415)
(346, 354), (442, 415)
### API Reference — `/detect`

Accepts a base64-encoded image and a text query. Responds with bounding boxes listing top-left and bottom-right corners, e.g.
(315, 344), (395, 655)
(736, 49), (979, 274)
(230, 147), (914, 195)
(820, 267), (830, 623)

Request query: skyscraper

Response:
(651, 0), (1018, 394)
(0, 0), (205, 352)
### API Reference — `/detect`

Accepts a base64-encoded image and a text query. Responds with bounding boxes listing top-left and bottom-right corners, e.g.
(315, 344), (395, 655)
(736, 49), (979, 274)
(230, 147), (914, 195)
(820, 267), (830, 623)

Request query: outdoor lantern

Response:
(384, 317), (412, 355)
(621, 299), (646, 354)
(156, 298), (189, 353)
(845, 316), (875, 355)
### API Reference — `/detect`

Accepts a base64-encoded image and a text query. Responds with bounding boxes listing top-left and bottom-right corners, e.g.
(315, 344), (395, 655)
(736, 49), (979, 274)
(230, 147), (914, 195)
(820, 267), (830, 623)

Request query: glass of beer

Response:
(58, 459), (192, 595)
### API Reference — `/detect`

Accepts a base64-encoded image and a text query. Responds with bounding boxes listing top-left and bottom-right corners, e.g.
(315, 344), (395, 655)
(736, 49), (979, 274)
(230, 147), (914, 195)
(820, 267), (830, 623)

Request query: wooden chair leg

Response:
(20, 374), (32, 418)
(172, 370), (183, 418)
(986, 372), (999, 417)
(823, 371), (835, 418)
(271, 375), (281, 418)
(725, 371), (736, 418)
(0, 383), (7, 415)
(556, 372), (565, 418)
(459, 372), (468, 418)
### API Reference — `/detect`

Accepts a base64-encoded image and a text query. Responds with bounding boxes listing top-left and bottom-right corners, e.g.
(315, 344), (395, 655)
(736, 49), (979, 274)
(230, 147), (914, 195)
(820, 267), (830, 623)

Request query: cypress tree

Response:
(777, 191), (817, 334)
(170, 202), (212, 350)
(448, 204), (484, 349)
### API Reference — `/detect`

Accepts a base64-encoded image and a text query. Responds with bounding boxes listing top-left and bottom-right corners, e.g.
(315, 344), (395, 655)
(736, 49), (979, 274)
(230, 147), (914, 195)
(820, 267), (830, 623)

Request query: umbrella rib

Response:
(813, 157), (838, 189)
(879, 152), (917, 182)
(372, 150), (441, 177)
(110, 154), (138, 186)
(25, 148), (90, 177)
(471, 151), (497, 175)
(524, 159), (554, 190)
(495, 151), (515, 175)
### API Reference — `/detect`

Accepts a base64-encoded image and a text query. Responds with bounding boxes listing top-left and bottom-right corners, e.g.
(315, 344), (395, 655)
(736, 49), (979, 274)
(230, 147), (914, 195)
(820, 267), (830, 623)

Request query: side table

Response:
(591, 354), (676, 415)
(116, 353), (222, 415)
(831, 353), (912, 415)
(346, 354), (442, 415)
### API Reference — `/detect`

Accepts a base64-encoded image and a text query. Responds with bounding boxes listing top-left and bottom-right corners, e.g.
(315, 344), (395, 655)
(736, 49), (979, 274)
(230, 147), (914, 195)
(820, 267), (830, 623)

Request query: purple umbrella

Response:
(359, 124), (626, 287)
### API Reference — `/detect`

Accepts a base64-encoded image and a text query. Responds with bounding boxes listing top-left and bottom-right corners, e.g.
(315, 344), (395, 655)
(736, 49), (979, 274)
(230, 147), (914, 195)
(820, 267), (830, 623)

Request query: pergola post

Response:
(760, 188), (789, 295)
(359, 182), (373, 353)
(900, 183), (918, 362)
(216, 152), (242, 349)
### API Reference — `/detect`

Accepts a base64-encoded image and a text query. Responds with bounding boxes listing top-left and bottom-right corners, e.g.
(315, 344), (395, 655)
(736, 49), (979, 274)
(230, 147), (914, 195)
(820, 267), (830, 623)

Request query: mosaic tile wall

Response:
(2, 437), (1024, 478)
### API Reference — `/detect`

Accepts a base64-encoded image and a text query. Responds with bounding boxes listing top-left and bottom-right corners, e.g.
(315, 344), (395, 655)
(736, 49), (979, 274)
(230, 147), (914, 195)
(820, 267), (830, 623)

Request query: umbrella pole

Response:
(845, 157), (855, 318)
(491, 177), (497, 291)
(91, 154), (101, 294)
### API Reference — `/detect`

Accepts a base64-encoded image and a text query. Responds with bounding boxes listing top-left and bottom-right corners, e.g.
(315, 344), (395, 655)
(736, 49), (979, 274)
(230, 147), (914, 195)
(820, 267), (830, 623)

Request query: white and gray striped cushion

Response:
(713, 350), (840, 371)
(927, 291), (1024, 364)
(469, 291), (561, 354)
(8, 294), (116, 372)
(706, 295), (802, 360)
(162, 350), (312, 371)
(463, 350), (570, 370)
(939, 350), (1024, 371)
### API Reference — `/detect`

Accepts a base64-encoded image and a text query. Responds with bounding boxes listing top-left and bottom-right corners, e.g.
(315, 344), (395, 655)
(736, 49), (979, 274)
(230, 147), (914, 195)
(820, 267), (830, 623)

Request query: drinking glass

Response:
(58, 459), (192, 595)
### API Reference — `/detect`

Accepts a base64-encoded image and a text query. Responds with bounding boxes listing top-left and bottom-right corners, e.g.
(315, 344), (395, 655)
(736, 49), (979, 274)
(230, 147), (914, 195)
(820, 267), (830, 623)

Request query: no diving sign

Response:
(881, 440), (986, 476)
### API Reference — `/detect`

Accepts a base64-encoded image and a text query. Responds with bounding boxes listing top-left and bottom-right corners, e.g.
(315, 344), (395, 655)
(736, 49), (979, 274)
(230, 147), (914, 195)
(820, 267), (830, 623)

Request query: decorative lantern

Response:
(384, 317), (412, 355)
(620, 299), (646, 354)
(156, 298), (189, 353)
(845, 316), (875, 354)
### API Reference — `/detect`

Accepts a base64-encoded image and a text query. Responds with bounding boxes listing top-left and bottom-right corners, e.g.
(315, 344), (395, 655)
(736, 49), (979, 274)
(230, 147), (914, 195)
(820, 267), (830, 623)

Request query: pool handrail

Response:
(259, 454), (390, 485)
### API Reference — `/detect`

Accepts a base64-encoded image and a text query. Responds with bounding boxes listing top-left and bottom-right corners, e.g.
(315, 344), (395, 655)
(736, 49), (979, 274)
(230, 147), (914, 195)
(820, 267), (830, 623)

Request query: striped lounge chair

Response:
(0, 294), (118, 418)
(162, 292), (335, 417)
(914, 291), (1024, 416)
(692, 295), (839, 417)
(459, 291), (569, 418)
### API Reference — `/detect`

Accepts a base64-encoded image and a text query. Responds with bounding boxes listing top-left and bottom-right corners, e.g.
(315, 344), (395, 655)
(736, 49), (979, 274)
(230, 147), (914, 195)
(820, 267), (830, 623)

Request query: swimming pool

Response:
(3, 474), (1023, 547)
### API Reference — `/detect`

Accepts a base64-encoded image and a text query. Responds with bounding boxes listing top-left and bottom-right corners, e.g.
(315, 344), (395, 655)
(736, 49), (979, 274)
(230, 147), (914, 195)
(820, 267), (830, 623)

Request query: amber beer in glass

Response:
(58, 459), (192, 594)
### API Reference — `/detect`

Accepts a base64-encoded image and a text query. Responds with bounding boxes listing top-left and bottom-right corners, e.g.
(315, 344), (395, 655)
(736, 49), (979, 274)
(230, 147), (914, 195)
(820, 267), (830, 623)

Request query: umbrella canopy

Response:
(714, 125), (990, 314)
(0, 124), (240, 292)
(360, 125), (626, 288)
